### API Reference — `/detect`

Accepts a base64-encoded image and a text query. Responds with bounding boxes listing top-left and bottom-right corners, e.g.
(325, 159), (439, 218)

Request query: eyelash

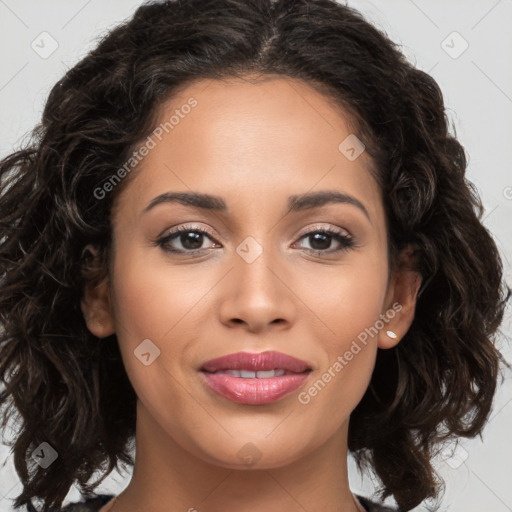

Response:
(156, 224), (356, 256)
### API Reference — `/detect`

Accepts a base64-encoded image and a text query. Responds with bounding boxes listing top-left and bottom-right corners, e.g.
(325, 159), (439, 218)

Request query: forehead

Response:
(114, 75), (383, 223)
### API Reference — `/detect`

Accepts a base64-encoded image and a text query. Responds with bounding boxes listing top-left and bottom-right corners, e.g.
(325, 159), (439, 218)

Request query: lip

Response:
(200, 351), (312, 405)
(200, 350), (312, 373)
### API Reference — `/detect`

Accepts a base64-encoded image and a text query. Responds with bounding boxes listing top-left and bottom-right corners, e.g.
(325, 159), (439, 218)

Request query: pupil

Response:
(310, 233), (330, 250)
(181, 231), (202, 250)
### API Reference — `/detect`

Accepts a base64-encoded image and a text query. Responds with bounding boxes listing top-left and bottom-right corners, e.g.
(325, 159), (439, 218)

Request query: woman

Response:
(0, 0), (509, 511)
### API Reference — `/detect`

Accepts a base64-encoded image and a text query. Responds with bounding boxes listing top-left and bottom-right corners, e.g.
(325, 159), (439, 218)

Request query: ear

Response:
(80, 244), (116, 338)
(378, 244), (422, 349)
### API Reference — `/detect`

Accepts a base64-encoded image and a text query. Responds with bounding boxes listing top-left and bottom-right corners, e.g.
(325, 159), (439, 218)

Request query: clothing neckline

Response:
(27, 492), (394, 512)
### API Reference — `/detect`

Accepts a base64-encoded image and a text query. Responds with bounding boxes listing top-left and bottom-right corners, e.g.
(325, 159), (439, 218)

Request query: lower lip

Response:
(200, 371), (311, 404)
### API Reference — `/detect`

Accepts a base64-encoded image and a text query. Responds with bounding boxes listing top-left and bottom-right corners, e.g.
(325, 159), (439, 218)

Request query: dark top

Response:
(26, 494), (398, 511)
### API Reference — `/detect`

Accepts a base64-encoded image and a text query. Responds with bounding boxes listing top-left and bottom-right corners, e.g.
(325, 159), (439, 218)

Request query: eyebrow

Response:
(142, 190), (370, 221)
(287, 190), (370, 221)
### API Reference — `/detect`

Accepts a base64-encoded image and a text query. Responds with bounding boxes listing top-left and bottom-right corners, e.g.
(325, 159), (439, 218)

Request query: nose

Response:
(218, 242), (297, 333)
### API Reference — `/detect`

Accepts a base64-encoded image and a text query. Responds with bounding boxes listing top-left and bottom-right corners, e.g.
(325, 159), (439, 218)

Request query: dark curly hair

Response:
(0, 0), (510, 511)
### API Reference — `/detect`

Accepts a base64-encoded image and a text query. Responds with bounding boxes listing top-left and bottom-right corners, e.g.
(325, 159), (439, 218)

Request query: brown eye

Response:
(157, 226), (220, 254)
(295, 229), (354, 254)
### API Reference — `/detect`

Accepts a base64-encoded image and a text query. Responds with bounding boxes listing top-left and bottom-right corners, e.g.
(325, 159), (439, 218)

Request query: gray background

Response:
(0, 0), (511, 510)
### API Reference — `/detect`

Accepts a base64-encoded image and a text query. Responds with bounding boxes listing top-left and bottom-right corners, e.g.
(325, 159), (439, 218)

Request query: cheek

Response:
(108, 252), (181, 381)
(108, 249), (220, 395)
(108, 255), (197, 422)
(293, 250), (388, 345)
(110, 249), (209, 340)
(292, 253), (387, 414)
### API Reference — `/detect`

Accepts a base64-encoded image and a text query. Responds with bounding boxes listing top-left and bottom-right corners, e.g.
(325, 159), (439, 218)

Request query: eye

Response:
(156, 225), (220, 254)
(294, 227), (355, 255)
(155, 225), (356, 256)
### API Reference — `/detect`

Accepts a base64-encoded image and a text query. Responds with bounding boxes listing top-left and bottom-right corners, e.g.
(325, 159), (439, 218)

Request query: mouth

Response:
(199, 351), (313, 404)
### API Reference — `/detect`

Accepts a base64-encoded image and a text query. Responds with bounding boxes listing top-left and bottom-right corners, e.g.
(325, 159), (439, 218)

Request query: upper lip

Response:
(200, 351), (312, 373)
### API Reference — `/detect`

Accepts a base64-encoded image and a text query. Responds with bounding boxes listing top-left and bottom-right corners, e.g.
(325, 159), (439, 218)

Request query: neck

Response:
(112, 399), (364, 512)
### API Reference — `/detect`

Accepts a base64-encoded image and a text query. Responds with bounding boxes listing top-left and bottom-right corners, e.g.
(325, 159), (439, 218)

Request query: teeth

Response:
(224, 370), (242, 377)
(215, 369), (287, 378)
(255, 369), (284, 378)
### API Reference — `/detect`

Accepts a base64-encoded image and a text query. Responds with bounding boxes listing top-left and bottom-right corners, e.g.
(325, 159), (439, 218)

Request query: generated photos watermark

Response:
(298, 301), (403, 404)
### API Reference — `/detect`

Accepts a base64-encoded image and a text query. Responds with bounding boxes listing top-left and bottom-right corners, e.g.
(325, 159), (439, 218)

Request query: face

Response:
(82, 75), (418, 470)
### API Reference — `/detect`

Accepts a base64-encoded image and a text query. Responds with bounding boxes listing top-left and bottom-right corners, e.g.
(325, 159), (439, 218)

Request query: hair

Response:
(0, 0), (510, 510)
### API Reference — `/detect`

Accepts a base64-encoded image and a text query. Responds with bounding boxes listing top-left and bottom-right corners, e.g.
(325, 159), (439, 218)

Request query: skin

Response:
(82, 74), (421, 512)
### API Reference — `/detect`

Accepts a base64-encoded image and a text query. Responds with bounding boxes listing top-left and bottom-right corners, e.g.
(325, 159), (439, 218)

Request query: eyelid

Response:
(159, 222), (351, 244)
(297, 223), (352, 238)
(159, 223), (219, 241)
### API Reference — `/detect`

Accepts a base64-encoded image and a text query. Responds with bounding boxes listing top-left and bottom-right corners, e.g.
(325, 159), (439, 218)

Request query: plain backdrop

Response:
(0, 1), (511, 511)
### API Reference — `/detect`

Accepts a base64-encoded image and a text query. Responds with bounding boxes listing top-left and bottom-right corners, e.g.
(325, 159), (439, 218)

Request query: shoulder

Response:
(356, 494), (400, 512)
(26, 495), (115, 512)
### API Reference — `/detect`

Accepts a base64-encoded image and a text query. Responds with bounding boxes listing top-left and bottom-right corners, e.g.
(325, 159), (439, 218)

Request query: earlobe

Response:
(378, 245), (422, 349)
(80, 244), (116, 338)
(378, 328), (401, 349)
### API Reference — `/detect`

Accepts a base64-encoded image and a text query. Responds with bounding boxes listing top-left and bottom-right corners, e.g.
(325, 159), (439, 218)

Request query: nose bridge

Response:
(219, 232), (296, 331)
(234, 233), (282, 300)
